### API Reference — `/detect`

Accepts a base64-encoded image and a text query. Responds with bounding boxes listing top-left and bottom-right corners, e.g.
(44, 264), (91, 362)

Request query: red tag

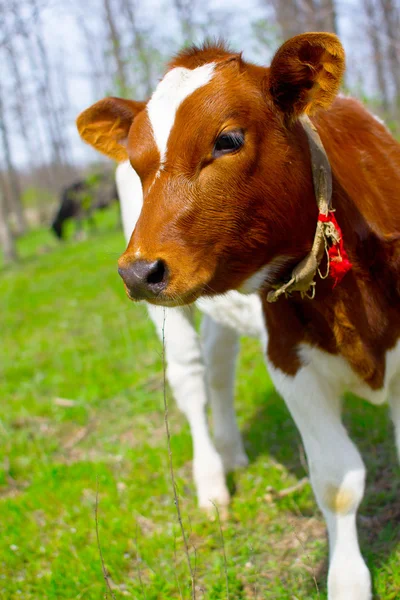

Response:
(318, 212), (352, 287)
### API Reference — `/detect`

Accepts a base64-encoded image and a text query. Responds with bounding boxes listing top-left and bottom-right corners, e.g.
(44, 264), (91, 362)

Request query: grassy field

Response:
(1, 207), (399, 599)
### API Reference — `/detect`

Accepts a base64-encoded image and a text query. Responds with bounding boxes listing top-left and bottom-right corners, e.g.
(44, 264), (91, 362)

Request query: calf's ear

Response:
(76, 98), (146, 161)
(269, 33), (345, 119)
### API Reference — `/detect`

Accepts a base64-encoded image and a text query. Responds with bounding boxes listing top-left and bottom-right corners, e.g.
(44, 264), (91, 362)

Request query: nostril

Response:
(118, 258), (168, 299)
(146, 259), (167, 285)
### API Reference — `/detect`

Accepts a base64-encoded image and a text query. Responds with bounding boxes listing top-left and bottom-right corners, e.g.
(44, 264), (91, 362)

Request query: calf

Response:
(116, 161), (264, 509)
(77, 33), (400, 600)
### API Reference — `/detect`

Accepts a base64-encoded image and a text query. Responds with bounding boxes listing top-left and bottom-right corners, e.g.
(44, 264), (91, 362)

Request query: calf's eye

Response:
(213, 129), (244, 158)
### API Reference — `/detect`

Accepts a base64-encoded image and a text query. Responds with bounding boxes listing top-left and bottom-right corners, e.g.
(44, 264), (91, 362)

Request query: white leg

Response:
(269, 362), (371, 600)
(389, 373), (400, 462)
(202, 316), (248, 473)
(147, 304), (230, 509)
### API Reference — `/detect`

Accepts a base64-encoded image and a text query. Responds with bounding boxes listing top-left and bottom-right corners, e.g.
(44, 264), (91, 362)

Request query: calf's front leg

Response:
(269, 361), (371, 600)
(202, 316), (248, 473)
(147, 304), (230, 510)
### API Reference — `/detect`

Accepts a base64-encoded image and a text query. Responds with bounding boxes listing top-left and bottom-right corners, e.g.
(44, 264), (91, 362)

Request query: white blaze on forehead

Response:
(147, 63), (216, 166)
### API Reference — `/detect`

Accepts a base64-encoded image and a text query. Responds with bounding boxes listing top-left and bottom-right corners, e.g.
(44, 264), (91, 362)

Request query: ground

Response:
(0, 207), (399, 599)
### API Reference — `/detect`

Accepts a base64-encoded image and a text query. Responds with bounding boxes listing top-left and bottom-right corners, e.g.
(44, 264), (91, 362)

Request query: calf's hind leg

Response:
(389, 371), (400, 462)
(269, 363), (371, 600)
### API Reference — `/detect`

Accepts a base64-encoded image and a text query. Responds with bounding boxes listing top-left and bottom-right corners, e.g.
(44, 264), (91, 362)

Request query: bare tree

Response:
(364, 0), (390, 110)
(76, 16), (107, 100)
(3, 36), (39, 164)
(173, 0), (199, 43)
(104, 0), (129, 95)
(0, 174), (17, 264)
(53, 49), (77, 169)
(10, 0), (70, 169)
(379, 0), (400, 106)
(28, 0), (71, 166)
(271, 0), (338, 40)
(0, 82), (27, 235)
(272, 0), (303, 39)
(121, 0), (154, 97)
(315, 0), (338, 33)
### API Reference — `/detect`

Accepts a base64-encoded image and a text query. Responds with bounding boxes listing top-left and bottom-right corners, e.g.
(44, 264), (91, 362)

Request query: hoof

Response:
(328, 556), (371, 600)
(215, 437), (249, 474)
(194, 452), (231, 511)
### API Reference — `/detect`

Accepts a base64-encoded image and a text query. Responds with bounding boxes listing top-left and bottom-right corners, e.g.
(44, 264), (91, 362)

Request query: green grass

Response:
(0, 207), (399, 599)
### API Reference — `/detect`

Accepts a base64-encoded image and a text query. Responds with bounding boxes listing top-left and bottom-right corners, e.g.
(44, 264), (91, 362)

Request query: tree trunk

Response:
(0, 175), (17, 264)
(0, 83), (27, 235)
(11, 0), (69, 172)
(379, 0), (400, 107)
(364, 0), (390, 111)
(273, 0), (305, 39)
(301, 0), (319, 31)
(4, 34), (39, 163)
(174, 0), (198, 43)
(316, 0), (338, 33)
(104, 0), (128, 95)
(76, 17), (106, 100)
(28, 0), (70, 167)
(121, 0), (154, 97)
(273, 0), (338, 38)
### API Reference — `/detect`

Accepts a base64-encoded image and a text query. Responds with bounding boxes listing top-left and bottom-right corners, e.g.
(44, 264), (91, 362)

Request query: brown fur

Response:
(269, 33), (345, 117)
(169, 40), (238, 70)
(77, 98), (146, 161)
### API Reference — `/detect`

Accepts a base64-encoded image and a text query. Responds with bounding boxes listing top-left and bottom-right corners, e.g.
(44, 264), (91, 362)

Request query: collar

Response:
(267, 114), (351, 303)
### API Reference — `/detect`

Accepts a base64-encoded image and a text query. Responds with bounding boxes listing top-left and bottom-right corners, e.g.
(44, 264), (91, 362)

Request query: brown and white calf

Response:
(77, 33), (400, 600)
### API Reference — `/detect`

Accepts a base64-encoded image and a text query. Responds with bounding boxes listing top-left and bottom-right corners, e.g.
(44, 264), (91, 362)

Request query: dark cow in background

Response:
(51, 173), (119, 239)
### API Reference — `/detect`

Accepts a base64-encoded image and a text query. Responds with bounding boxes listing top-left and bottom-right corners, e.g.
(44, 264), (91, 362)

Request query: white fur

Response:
(239, 256), (294, 294)
(116, 161), (143, 242)
(373, 113), (387, 127)
(299, 342), (400, 406)
(116, 161), (263, 509)
(196, 294), (264, 338)
(147, 64), (216, 167)
(239, 264), (272, 294)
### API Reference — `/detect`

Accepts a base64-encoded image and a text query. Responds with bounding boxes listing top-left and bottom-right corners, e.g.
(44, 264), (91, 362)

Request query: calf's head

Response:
(77, 33), (344, 306)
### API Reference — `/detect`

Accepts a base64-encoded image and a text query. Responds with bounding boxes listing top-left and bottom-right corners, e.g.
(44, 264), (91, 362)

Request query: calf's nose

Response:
(118, 258), (168, 299)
